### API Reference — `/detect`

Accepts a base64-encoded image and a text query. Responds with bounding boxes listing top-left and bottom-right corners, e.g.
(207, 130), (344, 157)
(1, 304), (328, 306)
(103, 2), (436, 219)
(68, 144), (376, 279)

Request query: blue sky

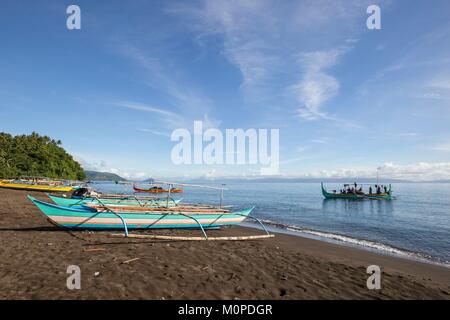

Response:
(1, 0), (450, 180)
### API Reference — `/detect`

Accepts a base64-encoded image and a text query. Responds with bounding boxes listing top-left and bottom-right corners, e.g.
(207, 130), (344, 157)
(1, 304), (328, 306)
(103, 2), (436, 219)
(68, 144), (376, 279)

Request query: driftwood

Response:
(121, 257), (140, 264)
(83, 247), (107, 252)
(110, 233), (274, 241)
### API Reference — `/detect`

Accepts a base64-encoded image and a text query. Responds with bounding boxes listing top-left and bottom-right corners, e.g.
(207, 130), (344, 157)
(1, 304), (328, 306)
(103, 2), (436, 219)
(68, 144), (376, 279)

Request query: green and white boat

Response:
(29, 195), (254, 231)
(321, 183), (392, 200)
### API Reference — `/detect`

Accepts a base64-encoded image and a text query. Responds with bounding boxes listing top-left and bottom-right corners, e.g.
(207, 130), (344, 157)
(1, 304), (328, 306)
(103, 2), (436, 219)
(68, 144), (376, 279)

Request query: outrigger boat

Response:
(28, 181), (273, 241)
(321, 183), (392, 200)
(46, 193), (182, 207)
(27, 196), (271, 240)
(0, 179), (75, 192)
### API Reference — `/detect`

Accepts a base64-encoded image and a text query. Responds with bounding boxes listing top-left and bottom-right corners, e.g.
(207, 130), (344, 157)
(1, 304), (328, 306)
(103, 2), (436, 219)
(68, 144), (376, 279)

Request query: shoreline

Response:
(241, 221), (450, 269)
(0, 188), (449, 299)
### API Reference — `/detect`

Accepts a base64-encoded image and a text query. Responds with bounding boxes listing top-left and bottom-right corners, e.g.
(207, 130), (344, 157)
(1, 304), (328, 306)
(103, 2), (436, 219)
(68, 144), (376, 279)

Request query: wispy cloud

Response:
(116, 44), (220, 130)
(137, 128), (170, 137)
(167, 0), (279, 92)
(290, 49), (344, 120)
(114, 101), (185, 129)
(116, 102), (177, 118)
(167, 0), (372, 127)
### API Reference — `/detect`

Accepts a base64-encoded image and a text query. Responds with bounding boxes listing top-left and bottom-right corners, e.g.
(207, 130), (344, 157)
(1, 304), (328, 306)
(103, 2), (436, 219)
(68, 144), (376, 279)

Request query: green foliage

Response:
(0, 132), (85, 180)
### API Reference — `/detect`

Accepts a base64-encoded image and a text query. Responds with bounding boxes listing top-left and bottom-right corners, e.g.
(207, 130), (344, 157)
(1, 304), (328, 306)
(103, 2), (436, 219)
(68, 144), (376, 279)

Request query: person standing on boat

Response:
(369, 186), (373, 194)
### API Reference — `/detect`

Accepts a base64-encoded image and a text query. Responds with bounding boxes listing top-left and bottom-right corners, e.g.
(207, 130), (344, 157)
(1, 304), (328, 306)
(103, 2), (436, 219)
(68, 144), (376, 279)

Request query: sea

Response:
(90, 181), (450, 266)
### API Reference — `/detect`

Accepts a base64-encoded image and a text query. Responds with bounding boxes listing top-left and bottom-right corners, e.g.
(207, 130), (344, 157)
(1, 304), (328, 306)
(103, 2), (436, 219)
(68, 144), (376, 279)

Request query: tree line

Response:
(0, 132), (85, 180)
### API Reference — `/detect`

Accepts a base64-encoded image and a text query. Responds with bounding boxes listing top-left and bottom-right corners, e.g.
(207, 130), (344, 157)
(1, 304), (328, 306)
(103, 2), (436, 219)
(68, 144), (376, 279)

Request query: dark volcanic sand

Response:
(0, 188), (449, 299)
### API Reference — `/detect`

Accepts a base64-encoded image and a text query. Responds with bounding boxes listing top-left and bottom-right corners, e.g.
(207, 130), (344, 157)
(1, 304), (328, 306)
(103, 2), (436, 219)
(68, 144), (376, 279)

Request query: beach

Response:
(0, 188), (449, 299)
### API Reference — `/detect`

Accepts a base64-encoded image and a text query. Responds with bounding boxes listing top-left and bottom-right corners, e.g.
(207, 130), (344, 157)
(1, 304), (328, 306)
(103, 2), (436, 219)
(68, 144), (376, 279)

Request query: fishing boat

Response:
(47, 193), (182, 207)
(28, 195), (254, 232)
(0, 180), (75, 192)
(28, 180), (273, 240)
(133, 184), (183, 193)
(321, 183), (392, 200)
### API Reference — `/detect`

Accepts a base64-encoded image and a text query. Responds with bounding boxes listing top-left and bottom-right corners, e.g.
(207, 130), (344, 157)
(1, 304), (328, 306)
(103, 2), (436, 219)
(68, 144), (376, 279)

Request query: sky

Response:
(1, 0), (450, 180)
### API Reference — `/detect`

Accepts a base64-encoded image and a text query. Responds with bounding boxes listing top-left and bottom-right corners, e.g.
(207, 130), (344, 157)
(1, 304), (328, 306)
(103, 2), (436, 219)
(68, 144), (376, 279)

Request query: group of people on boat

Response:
(334, 183), (390, 195)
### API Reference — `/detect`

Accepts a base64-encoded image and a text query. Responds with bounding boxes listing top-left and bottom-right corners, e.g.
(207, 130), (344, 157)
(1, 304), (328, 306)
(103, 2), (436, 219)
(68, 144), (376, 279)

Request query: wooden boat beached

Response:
(321, 183), (392, 200)
(0, 180), (75, 192)
(133, 184), (183, 193)
(28, 180), (274, 241)
(47, 193), (182, 207)
(28, 195), (254, 232)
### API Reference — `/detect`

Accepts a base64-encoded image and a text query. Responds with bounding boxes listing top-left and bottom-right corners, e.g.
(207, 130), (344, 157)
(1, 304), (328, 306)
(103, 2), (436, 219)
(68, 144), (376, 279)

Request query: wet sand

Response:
(0, 188), (449, 299)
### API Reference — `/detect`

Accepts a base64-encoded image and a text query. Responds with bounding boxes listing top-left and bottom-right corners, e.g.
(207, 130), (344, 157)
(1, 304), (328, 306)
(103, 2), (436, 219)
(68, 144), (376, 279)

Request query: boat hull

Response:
(47, 194), (182, 207)
(0, 182), (73, 192)
(28, 196), (253, 230)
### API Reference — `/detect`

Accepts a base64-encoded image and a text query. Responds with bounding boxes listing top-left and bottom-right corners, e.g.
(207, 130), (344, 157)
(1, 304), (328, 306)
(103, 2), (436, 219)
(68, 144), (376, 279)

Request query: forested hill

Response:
(84, 170), (126, 181)
(0, 132), (85, 180)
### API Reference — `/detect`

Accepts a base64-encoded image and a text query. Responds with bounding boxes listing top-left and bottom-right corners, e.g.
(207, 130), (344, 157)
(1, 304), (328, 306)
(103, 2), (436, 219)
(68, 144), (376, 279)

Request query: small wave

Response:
(252, 220), (450, 267)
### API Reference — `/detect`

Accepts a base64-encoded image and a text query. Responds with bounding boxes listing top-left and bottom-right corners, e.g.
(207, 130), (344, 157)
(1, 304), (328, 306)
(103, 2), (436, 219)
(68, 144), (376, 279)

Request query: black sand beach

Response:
(0, 188), (449, 299)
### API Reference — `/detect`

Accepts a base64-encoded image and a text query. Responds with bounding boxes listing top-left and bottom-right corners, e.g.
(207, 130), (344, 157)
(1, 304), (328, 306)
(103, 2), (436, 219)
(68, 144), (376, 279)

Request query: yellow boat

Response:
(0, 180), (75, 192)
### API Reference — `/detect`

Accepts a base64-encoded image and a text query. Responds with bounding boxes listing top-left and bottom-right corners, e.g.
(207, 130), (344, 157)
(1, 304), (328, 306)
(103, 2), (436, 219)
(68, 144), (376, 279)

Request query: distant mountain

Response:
(177, 177), (414, 184)
(84, 170), (126, 182)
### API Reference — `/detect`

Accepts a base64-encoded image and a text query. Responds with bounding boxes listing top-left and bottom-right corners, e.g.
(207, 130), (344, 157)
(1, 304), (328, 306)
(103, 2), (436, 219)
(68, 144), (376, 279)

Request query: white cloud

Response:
(116, 102), (177, 118)
(299, 162), (450, 181)
(114, 101), (185, 129)
(168, 0), (278, 91)
(291, 48), (346, 121)
(165, 0), (380, 130)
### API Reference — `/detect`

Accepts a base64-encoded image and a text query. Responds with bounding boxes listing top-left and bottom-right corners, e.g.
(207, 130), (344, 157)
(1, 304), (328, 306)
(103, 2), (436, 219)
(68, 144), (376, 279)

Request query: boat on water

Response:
(0, 180), (76, 192)
(47, 193), (182, 207)
(133, 184), (183, 193)
(321, 183), (392, 200)
(28, 195), (254, 231)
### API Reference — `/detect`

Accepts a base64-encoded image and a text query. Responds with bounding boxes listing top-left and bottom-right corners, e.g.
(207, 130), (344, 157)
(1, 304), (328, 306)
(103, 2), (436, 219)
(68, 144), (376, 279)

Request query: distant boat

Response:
(133, 184), (183, 193)
(0, 180), (75, 192)
(321, 183), (392, 200)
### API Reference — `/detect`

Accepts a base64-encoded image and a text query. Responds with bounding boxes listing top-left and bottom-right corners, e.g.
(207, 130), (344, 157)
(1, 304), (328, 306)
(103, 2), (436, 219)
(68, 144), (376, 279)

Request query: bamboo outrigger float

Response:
(321, 183), (393, 200)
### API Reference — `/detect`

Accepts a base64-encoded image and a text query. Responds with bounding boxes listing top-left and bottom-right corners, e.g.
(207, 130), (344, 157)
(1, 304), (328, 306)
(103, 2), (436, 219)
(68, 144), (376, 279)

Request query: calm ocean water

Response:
(91, 182), (450, 265)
